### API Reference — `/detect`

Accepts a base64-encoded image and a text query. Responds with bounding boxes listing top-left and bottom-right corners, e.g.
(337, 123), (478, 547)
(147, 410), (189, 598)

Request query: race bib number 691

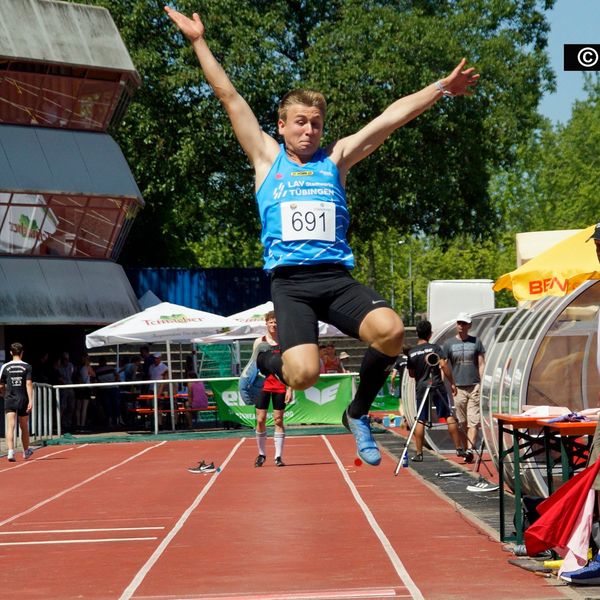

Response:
(280, 200), (336, 242)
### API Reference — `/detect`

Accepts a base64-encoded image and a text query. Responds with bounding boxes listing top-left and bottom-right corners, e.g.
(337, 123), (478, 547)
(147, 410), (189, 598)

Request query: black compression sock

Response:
(256, 349), (287, 385)
(347, 346), (397, 419)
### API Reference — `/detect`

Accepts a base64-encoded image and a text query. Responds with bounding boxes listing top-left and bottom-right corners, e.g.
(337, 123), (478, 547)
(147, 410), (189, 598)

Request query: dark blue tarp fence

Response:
(125, 267), (270, 316)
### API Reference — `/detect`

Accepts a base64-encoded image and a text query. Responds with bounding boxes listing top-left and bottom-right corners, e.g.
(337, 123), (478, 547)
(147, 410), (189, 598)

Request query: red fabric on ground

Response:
(525, 458), (600, 555)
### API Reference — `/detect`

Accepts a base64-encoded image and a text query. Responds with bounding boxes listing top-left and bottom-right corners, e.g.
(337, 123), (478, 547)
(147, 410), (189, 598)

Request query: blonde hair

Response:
(265, 310), (276, 321)
(278, 89), (327, 121)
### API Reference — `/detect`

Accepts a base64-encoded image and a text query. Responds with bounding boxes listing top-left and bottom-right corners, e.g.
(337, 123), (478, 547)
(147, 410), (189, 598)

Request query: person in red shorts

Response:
(254, 311), (292, 467)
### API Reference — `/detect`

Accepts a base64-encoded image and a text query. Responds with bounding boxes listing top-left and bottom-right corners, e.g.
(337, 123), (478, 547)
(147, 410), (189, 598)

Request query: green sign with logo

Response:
(207, 373), (399, 427)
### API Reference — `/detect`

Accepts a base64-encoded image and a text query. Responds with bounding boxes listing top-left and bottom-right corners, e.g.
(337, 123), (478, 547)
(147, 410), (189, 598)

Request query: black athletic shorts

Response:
(4, 398), (29, 417)
(270, 264), (390, 352)
(255, 391), (287, 411)
(415, 385), (452, 422)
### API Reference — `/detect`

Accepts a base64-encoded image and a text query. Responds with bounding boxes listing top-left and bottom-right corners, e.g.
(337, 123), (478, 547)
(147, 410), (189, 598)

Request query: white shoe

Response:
(7, 450), (15, 462)
(466, 478), (499, 493)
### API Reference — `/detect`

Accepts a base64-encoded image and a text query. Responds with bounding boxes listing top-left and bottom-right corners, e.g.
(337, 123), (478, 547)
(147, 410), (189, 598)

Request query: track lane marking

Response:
(0, 441), (167, 528)
(0, 537), (158, 546)
(0, 527), (165, 535)
(0, 445), (82, 473)
(119, 438), (246, 600)
(321, 435), (425, 600)
(130, 588), (410, 599)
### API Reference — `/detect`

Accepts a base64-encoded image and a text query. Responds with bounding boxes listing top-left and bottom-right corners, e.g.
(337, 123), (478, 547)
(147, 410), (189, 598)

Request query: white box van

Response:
(427, 279), (494, 333)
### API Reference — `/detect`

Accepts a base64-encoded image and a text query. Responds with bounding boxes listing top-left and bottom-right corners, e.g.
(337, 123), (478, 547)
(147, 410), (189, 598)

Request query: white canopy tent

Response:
(195, 301), (347, 374)
(85, 302), (245, 432)
(198, 300), (346, 342)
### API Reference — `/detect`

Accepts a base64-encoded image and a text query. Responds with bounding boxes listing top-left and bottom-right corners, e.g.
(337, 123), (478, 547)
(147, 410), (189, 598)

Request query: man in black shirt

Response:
(406, 321), (462, 462)
(1, 343), (34, 462)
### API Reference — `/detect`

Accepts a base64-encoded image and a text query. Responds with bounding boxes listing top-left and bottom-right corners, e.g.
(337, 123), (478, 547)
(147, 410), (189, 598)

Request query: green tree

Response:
(490, 74), (600, 236)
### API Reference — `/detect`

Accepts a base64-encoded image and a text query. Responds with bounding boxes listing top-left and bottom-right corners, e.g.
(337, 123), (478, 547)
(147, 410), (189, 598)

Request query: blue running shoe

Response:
(342, 409), (381, 466)
(561, 554), (600, 585)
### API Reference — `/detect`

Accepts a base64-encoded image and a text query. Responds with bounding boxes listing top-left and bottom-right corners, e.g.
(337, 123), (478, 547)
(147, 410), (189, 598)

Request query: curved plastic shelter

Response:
(481, 280), (599, 496)
(401, 308), (516, 454)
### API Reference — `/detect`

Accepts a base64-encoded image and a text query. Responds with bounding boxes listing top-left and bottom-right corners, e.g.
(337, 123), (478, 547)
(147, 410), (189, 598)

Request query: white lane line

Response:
(0, 527), (165, 535)
(321, 436), (425, 600)
(0, 537), (158, 546)
(119, 437), (246, 600)
(0, 441), (167, 528)
(129, 588), (409, 599)
(0, 446), (79, 473)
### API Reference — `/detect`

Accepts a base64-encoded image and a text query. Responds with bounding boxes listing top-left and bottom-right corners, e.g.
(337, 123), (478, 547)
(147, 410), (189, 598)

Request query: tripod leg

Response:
(395, 386), (431, 476)
(474, 438), (494, 476)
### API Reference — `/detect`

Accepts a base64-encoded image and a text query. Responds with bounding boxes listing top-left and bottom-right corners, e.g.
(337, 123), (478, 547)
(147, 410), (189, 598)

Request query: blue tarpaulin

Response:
(125, 267), (270, 316)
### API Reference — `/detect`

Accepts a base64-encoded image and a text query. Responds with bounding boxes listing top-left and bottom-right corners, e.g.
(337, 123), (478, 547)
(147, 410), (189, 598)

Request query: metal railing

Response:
(52, 377), (231, 436)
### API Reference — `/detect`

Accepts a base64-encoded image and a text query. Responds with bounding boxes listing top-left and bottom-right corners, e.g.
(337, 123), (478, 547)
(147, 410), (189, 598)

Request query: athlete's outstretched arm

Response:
(330, 59), (479, 175)
(164, 6), (278, 169)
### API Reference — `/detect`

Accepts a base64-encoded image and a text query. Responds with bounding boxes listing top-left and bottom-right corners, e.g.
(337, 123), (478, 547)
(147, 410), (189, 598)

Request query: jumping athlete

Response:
(165, 6), (479, 466)
(1, 342), (34, 462)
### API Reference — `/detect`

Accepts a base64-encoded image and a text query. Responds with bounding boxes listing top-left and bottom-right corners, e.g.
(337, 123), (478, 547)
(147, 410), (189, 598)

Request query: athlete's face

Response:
(278, 104), (324, 160)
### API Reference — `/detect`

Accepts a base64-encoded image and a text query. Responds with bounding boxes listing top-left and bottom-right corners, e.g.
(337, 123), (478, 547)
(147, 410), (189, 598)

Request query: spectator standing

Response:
(185, 371), (209, 428)
(57, 351), (75, 432)
(253, 311), (292, 467)
(406, 321), (461, 462)
(318, 345), (327, 374)
(139, 345), (153, 393)
(149, 353), (169, 427)
(322, 343), (343, 373)
(75, 353), (95, 430)
(339, 351), (351, 373)
(442, 313), (485, 464)
(1, 343), (34, 462)
(95, 357), (120, 428)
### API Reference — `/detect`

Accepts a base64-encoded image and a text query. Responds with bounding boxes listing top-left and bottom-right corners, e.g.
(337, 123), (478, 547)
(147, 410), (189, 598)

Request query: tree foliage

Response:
(489, 74), (600, 255)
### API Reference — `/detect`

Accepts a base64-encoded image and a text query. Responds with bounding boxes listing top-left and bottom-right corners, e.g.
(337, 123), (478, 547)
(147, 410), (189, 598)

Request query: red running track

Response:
(0, 436), (568, 600)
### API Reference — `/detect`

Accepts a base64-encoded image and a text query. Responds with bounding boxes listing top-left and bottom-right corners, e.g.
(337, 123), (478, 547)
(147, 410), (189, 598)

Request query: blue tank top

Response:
(256, 144), (354, 271)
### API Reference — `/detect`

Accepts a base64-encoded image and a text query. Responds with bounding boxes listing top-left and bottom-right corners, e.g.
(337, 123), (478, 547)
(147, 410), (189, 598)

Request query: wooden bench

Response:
(127, 405), (218, 428)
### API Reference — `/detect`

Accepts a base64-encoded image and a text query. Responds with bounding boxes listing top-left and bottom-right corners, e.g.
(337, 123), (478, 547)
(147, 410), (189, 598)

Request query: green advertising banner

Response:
(207, 373), (400, 427)
(209, 374), (355, 427)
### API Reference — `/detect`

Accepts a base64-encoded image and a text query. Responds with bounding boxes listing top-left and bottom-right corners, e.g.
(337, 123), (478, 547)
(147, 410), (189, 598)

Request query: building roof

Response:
(0, 257), (139, 324)
(0, 125), (143, 202)
(0, 0), (140, 82)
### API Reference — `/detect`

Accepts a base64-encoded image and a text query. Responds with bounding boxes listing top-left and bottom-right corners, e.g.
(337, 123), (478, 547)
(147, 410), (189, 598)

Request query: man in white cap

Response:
(442, 312), (485, 463)
(339, 351), (351, 373)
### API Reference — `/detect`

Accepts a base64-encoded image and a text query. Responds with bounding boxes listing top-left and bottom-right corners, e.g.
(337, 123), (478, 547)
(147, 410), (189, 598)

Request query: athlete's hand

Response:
(164, 6), (205, 42)
(285, 388), (293, 404)
(439, 59), (480, 97)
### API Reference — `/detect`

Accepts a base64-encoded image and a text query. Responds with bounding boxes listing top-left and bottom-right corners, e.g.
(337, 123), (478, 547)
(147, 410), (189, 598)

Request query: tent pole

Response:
(167, 341), (175, 431)
(153, 381), (159, 435)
